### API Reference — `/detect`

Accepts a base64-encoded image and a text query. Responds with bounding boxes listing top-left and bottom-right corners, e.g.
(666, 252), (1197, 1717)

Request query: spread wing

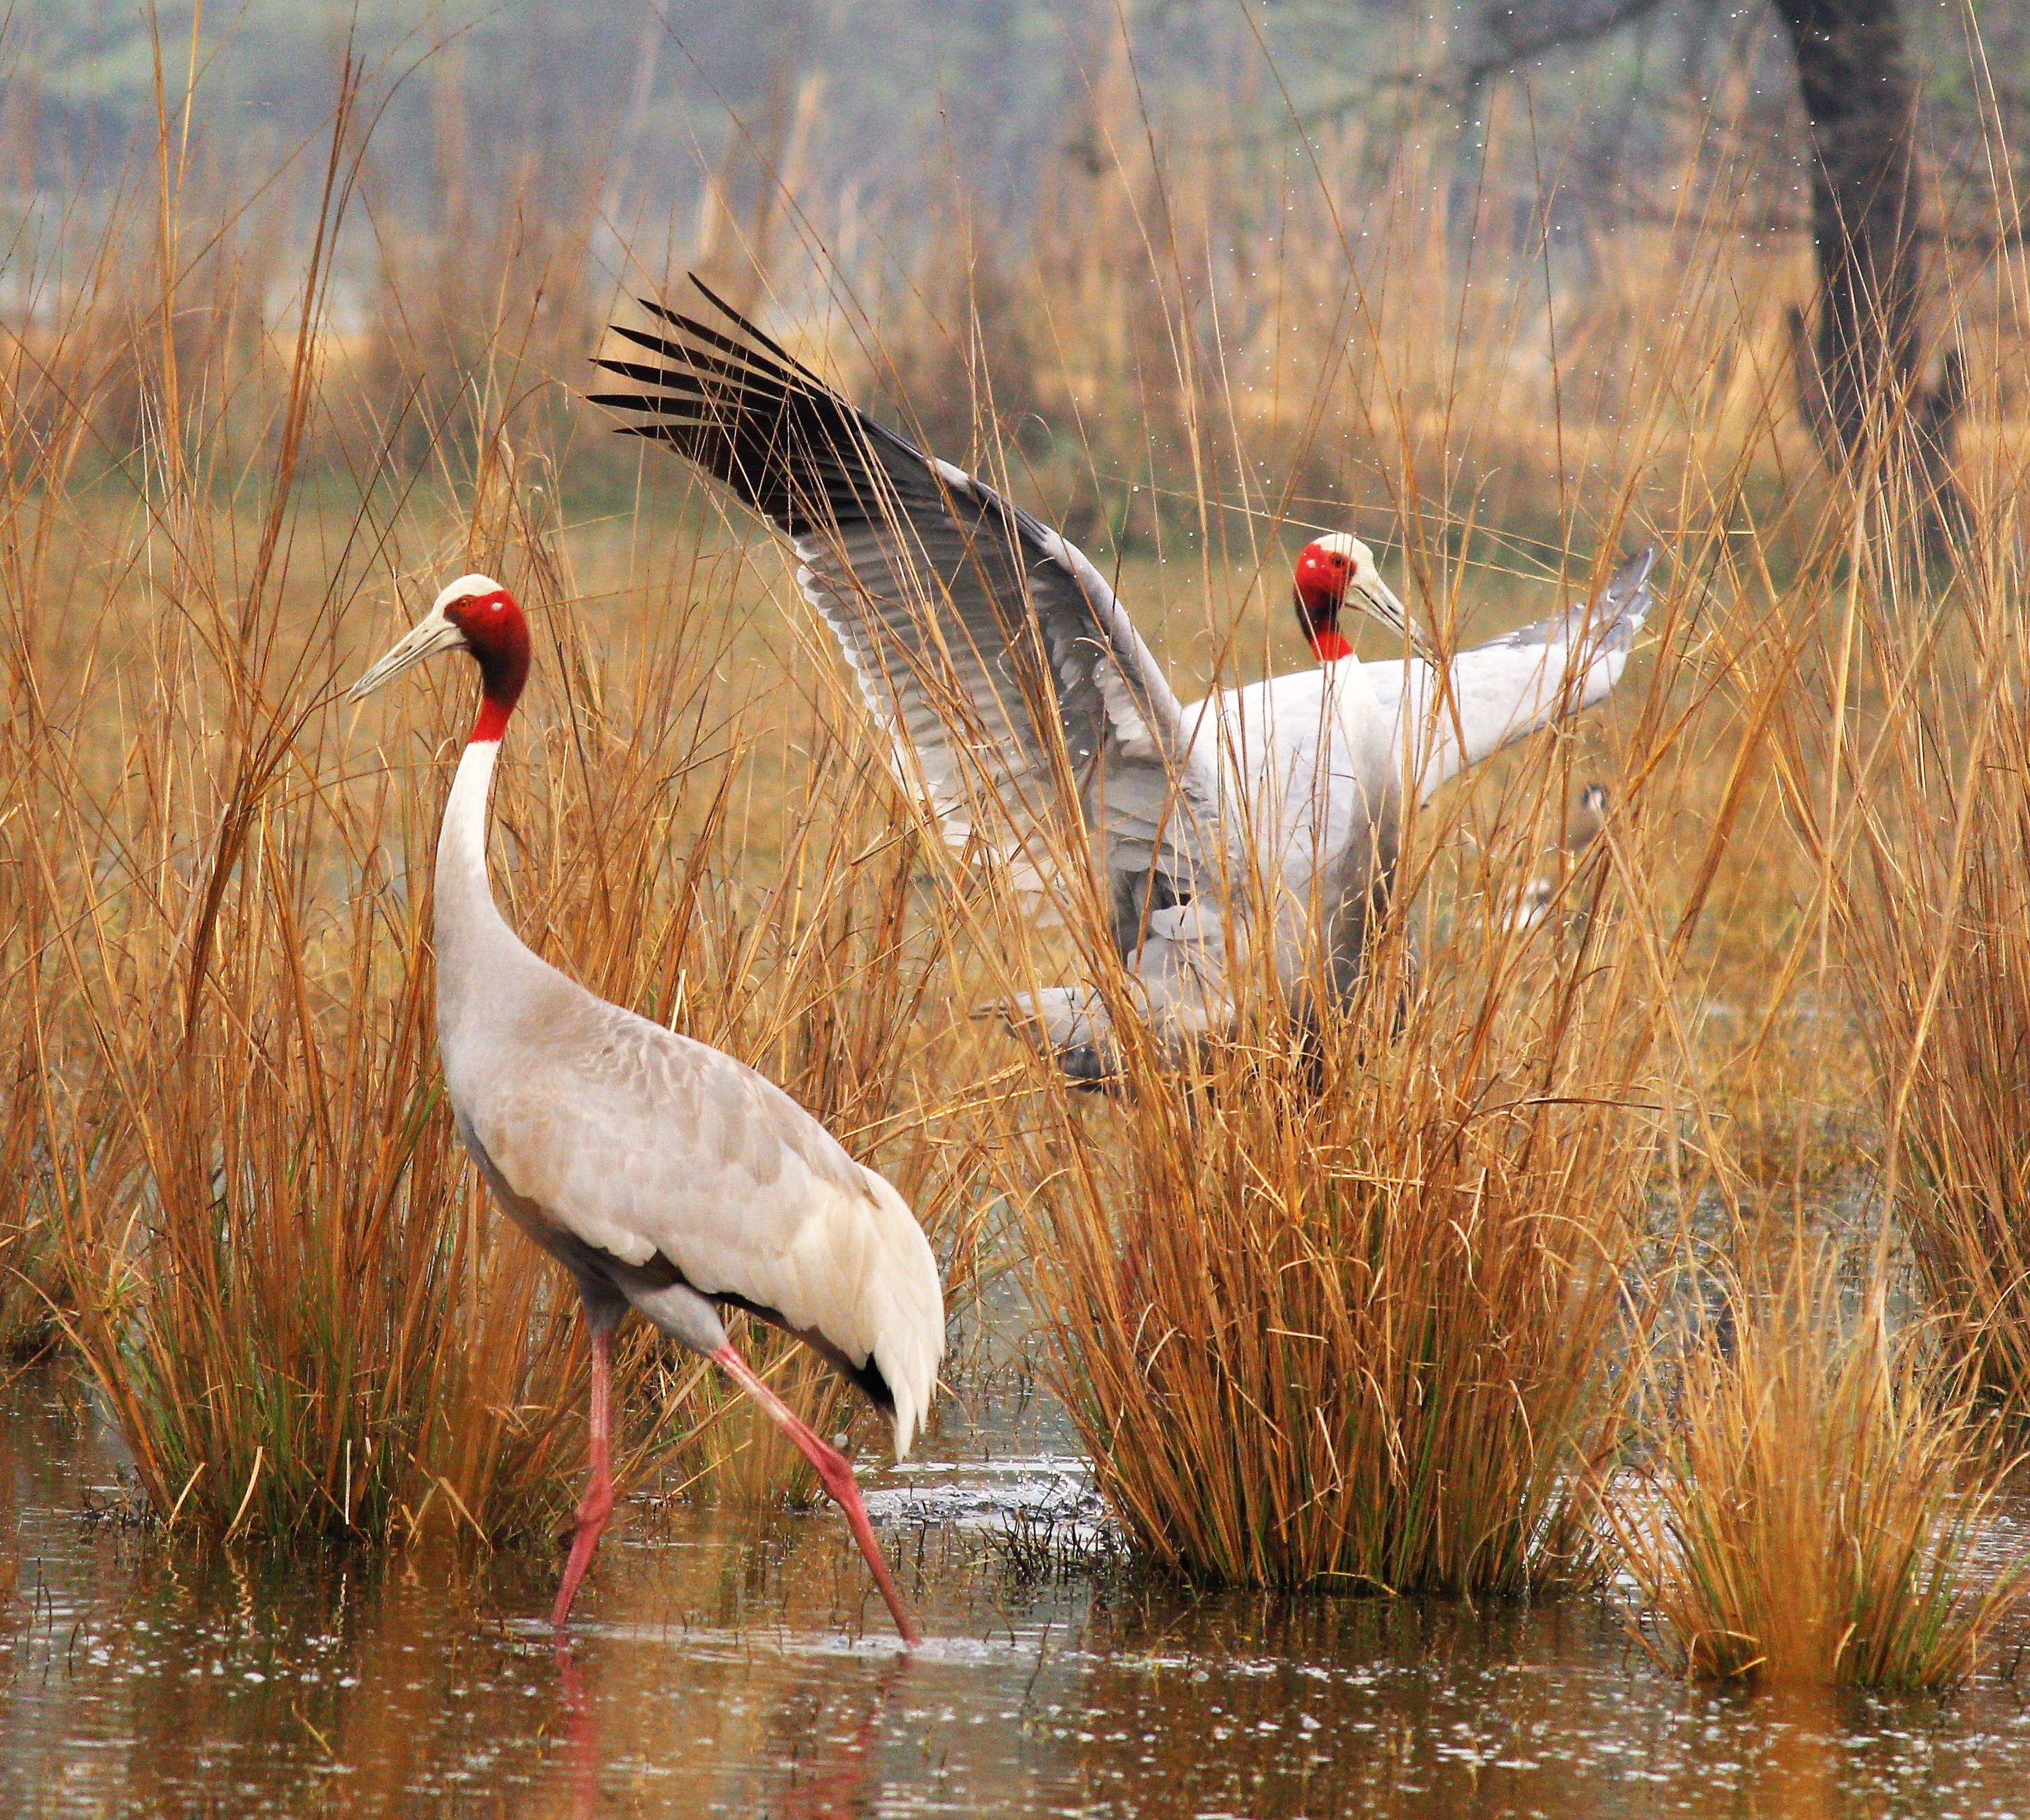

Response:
(587, 278), (1228, 955)
(1368, 548), (1657, 799)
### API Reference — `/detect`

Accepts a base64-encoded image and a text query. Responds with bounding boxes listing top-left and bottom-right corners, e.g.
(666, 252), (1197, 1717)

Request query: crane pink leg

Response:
(710, 1343), (920, 1647)
(552, 1325), (615, 1630)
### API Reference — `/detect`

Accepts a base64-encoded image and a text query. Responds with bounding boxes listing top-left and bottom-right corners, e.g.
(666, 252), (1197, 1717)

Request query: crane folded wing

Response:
(470, 995), (943, 1458)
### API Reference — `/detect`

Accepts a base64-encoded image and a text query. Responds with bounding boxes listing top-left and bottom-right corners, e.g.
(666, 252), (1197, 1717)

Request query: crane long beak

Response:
(1350, 573), (1435, 661)
(348, 609), (464, 701)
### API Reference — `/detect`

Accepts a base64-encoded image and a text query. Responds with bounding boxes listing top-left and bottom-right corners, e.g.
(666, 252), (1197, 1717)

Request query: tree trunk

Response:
(1770, 0), (1965, 556)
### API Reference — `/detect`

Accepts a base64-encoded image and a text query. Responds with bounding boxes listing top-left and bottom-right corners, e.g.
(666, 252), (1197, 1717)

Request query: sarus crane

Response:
(591, 279), (1655, 1080)
(349, 576), (944, 1641)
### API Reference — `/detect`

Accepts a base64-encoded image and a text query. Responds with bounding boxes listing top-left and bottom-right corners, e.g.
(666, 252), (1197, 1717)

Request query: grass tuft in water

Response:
(1607, 1240), (2024, 1689)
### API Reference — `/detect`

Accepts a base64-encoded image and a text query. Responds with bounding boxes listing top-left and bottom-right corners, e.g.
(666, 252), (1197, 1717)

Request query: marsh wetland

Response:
(8, 1356), (2030, 1819)
(15, 3), (2030, 1814)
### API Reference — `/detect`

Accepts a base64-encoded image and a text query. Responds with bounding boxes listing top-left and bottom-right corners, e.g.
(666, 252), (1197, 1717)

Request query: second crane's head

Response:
(349, 574), (531, 741)
(1292, 534), (1418, 663)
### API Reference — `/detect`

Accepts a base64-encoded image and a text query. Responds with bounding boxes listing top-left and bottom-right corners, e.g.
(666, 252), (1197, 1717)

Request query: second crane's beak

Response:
(1347, 569), (1433, 660)
(349, 608), (466, 701)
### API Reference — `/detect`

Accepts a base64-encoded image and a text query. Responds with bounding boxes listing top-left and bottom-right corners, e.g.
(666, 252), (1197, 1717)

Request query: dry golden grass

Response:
(1814, 511), (2030, 1412)
(1608, 1239), (2024, 1688)
(1004, 981), (1657, 1593)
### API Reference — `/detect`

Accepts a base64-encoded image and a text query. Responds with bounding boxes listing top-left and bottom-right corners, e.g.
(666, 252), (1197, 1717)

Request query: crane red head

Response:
(1293, 534), (1425, 662)
(348, 574), (530, 743)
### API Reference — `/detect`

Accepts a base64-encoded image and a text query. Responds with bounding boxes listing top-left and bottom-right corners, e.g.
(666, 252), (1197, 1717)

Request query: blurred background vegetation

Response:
(8, 0), (2017, 554)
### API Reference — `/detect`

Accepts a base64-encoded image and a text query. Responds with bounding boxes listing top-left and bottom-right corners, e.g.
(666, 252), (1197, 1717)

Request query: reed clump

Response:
(967, 527), (1741, 1594)
(32, 749), (600, 1543)
(1607, 1241), (2024, 1688)
(1824, 520), (2030, 1412)
(1012, 984), (1654, 1595)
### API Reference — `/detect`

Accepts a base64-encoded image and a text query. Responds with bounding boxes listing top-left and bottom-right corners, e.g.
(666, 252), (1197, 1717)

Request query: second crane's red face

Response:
(1293, 542), (1354, 662)
(444, 585), (531, 742)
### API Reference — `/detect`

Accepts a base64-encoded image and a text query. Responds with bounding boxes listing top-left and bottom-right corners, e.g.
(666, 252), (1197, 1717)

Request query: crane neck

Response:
(439, 732), (497, 883)
(435, 734), (517, 979)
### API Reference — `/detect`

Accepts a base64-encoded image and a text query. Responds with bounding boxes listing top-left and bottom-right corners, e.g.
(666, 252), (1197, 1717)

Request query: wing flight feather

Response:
(588, 279), (1227, 947)
(1383, 547), (1657, 796)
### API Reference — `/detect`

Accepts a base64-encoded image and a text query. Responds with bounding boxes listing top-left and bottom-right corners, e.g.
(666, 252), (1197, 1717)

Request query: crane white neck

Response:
(438, 736), (500, 908)
(434, 734), (523, 1018)
(427, 583), (528, 920)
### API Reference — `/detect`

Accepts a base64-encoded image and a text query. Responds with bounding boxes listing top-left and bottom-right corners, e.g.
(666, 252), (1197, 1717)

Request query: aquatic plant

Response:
(1606, 1240), (2024, 1689)
(1810, 516), (2030, 1413)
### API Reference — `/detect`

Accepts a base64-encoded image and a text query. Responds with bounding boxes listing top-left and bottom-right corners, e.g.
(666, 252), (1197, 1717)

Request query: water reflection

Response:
(1750, 1685), (1842, 1820)
(551, 1595), (916, 1814)
(4, 1367), (2029, 1818)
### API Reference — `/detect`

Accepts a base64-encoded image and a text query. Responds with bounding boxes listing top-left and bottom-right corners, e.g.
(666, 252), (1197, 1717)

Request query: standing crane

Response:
(591, 280), (1654, 1079)
(349, 576), (944, 1641)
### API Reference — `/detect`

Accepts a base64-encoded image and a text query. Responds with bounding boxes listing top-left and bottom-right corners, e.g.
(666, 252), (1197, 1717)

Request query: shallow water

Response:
(5, 1371), (2030, 1819)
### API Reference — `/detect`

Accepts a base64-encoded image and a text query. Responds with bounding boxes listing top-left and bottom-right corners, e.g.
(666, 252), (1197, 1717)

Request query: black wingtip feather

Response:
(589, 274), (943, 541)
(635, 278), (821, 391)
(682, 272), (811, 373)
(584, 392), (691, 416)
